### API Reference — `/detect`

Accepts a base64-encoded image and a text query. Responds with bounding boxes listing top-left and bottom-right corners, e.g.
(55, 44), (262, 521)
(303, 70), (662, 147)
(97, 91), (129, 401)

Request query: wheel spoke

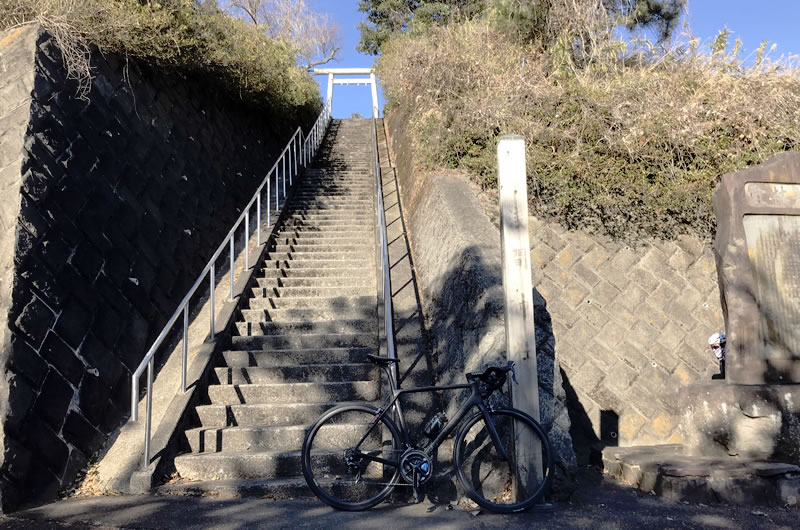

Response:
(455, 409), (552, 512)
(302, 405), (401, 511)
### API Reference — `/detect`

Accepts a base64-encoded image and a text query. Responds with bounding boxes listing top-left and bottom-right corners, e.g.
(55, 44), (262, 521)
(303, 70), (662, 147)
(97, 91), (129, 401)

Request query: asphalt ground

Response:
(1, 472), (797, 529)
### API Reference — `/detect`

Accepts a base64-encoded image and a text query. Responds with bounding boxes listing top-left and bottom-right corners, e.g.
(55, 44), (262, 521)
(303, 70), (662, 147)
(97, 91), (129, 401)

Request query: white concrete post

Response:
(370, 73), (379, 118)
(326, 73), (334, 115)
(497, 134), (543, 499)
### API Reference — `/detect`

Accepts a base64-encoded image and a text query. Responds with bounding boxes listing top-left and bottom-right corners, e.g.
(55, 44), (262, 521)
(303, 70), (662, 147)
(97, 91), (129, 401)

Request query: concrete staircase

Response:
(170, 120), (380, 495)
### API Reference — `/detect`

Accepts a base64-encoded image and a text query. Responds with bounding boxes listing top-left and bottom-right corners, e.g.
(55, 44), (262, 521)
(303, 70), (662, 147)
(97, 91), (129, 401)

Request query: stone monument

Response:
(680, 152), (800, 462)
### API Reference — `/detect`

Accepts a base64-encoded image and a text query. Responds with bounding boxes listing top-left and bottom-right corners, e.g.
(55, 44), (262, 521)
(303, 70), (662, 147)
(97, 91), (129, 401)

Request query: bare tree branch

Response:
(224, 0), (341, 68)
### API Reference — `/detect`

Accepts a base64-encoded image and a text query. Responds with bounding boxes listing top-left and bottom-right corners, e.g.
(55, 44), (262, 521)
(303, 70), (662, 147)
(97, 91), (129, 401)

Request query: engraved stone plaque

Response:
(742, 215), (800, 360)
(713, 152), (800, 383)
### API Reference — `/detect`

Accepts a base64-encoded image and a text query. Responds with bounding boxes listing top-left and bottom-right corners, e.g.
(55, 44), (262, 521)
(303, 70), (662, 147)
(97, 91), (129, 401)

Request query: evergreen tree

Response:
(357, 0), (685, 55)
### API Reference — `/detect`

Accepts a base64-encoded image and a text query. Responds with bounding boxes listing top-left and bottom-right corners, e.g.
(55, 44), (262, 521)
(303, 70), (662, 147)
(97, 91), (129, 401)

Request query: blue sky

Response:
(309, 0), (800, 119)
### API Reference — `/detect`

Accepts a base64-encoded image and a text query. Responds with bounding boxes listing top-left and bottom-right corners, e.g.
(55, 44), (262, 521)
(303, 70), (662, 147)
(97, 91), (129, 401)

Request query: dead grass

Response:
(377, 17), (800, 240)
(0, 0), (320, 118)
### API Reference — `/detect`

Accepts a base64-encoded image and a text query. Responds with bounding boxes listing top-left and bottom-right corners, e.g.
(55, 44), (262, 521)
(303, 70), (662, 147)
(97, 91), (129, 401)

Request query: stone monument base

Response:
(603, 445), (800, 507)
(678, 383), (800, 463)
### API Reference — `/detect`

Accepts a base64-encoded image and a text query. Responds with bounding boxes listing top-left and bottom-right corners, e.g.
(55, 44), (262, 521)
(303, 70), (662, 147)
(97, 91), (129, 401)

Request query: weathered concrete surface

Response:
(713, 151), (800, 384)
(0, 24), (40, 514)
(384, 111), (578, 498)
(679, 383), (800, 463)
(603, 445), (800, 508)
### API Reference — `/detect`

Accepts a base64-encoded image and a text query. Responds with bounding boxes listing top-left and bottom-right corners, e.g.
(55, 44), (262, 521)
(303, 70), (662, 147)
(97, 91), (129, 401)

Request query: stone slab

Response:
(603, 444), (800, 508)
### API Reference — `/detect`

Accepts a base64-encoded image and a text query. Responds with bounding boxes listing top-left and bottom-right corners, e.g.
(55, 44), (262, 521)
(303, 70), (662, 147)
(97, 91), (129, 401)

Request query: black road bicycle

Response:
(301, 355), (553, 513)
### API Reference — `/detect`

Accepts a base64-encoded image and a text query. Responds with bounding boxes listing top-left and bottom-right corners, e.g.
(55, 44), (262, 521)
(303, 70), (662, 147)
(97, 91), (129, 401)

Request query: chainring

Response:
(399, 448), (433, 485)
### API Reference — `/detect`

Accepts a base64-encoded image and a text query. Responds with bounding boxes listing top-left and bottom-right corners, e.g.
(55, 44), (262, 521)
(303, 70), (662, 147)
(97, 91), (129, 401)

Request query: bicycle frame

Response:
(352, 368), (510, 469)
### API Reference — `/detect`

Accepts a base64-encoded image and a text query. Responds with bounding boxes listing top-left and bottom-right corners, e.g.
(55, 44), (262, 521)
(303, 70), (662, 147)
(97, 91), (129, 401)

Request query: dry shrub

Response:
(0, 0), (320, 118)
(378, 18), (800, 240)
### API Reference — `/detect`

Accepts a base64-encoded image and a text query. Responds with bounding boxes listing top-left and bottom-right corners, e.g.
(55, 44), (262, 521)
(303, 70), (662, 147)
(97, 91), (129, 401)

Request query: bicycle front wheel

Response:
(454, 408), (552, 513)
(301, 404), (401, 511)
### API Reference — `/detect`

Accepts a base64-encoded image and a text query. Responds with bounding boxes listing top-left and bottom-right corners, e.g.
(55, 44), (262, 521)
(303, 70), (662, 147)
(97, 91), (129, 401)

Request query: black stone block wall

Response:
(0, 28), (314, 510)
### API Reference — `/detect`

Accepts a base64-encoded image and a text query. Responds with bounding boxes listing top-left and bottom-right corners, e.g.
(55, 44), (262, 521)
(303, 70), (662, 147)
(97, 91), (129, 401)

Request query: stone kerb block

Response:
(713, 151), (800, 384)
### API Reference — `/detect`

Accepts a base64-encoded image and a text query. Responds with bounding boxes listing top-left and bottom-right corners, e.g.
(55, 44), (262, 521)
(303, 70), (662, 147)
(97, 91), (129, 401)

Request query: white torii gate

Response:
(312, 68), (379, 118)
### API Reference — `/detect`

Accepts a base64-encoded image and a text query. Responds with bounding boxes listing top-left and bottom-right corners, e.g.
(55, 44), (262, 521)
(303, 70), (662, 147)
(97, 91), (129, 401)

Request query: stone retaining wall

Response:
(0, 26), (309, 510)
(530, 220), (723, 459)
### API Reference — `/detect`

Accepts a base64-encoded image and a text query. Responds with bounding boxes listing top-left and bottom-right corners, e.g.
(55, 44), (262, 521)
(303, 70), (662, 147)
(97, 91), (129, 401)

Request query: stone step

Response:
(290, 195), (372, 201)
(240, 306), (373, 323)
(175, 448), (374, 484)
(185, 420), (380, 453)
(262, 259), (372, 269)
(262, 252), (374, 262)
(222, 347), (374, 367)
(271, 236), (368, 246)
(230, 332), (377, 349)
(289, 199), (372, 206)
(259, 266), (368, 278)
(246, 295), (375, 311)
(294, 186), (373, 193)
(282, 209), (371, 217)
(281, 218), (372, 227)
(195, 402), (343, 427)
(155, 474), (390, 502)
(286, 211), (373, 218)
(300, 178), (372, 185)
(248, 285), (373, 299)
(287, 206), (373, 213)
(275, 230), (368, 239)
(268, 243), (371, 254)
(235, 318), (376, 335)
(254, 276), (373, 288)
(274, 228), (371, 237)
(158, 476), (313, 498)
(291, 192), (373, 198)
(212, 363), (377, 386)
(207, 381), (379, 405)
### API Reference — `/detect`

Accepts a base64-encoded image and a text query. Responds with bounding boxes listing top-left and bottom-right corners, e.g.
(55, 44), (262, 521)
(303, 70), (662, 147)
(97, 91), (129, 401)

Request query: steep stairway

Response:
(170, 119), (380, 495)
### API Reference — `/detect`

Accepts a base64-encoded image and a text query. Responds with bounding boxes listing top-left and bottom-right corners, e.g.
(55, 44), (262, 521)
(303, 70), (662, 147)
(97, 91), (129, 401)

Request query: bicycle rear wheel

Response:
(454, 408), (552, 513)
(301, 404), (401, 511)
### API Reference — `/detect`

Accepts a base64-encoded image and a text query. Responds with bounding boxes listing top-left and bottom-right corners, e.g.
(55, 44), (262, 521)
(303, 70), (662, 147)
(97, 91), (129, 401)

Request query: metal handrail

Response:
(131, 103), (332, 468)
(371, 117), (397, 385)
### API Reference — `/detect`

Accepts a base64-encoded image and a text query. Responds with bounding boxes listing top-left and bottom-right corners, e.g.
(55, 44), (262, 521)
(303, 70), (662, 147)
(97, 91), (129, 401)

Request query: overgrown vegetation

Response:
(376, 1), (800, 240)
(0, 0), (321, 118)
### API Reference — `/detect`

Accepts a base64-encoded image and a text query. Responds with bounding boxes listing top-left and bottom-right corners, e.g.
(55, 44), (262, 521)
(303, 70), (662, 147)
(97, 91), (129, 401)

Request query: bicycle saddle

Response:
(366, 354), (400, 365)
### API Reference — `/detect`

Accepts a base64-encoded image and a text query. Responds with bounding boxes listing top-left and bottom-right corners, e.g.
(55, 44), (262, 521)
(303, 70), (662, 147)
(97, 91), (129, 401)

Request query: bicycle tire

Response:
(301, 404), (402, 511)
(454, 407), (552, 513)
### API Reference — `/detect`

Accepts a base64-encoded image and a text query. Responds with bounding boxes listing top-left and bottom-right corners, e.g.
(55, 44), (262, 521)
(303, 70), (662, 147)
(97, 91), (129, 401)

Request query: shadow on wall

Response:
(423, 244), (579, 494)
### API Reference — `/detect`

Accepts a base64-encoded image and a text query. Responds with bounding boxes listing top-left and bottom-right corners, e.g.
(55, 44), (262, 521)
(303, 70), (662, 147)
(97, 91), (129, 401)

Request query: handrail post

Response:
(244, 209), (250, 270)
(229, 237), (235, 300)
(288, 143), (293, 186)
(256, 193), (262, 247)
(181, 305), (188, 392)
(209, 264), (215, 336)
(267, 178), (271, 227)
(143, 358), (153, 468)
